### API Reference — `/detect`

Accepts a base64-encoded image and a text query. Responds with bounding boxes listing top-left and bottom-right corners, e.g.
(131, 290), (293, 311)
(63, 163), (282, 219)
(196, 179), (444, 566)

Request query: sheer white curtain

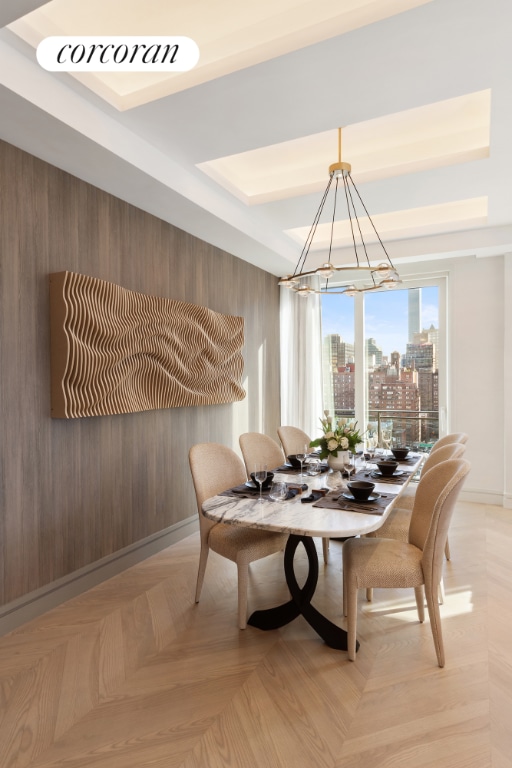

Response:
(280, 276), (324, 440)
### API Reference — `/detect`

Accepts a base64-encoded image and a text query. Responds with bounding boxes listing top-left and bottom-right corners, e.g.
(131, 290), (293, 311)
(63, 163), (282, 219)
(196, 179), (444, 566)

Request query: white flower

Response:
(327, 439), (339, 451)
(323, 409), (330, 418)
(340, 437), (349, 449)
(324, 431), (334, 439)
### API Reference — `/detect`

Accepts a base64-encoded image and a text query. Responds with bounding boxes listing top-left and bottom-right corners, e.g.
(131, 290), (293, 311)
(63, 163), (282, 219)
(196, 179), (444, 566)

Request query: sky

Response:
(321, 286), (439, 358)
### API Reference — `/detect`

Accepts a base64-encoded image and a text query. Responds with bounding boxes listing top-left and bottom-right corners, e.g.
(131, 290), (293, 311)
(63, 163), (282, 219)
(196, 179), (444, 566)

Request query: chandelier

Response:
(279, 128), (401, 297)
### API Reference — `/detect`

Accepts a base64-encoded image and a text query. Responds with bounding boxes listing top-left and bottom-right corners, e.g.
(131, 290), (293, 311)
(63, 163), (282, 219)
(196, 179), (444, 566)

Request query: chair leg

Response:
(438, 578), (445, 605)
(425, 581), (445, 667)
(322, 537), (329, 564)
(237, 562), (249, 630)
(444, 536), (451, 561)
(195, 545), (209, 603)
(347, 581), (358, 661)
(414, 586), (425, 622)
(366, 588), (373, 602)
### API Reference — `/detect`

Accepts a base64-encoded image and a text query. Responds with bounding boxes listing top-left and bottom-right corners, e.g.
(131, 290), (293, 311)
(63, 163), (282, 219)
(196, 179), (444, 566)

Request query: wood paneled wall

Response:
(0, 139), (281, 608)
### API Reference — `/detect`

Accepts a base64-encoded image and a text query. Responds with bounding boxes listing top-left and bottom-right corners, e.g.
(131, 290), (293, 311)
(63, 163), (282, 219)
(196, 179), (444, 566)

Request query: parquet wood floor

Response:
(0, 501), (510, 768)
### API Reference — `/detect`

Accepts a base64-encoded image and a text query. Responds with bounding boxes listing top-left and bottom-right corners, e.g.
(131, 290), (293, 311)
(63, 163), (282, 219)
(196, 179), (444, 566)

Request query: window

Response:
(321, 281), (443, 450)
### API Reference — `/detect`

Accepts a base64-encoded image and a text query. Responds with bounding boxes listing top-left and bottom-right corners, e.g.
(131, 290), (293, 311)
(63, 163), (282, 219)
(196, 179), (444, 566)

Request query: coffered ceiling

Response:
(0, 0), (511, 277)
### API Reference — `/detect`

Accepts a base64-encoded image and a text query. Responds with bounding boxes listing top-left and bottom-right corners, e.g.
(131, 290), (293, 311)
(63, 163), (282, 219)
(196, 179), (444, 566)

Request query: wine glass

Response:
(254, 463), (268, 503)
(364, 439), (374, 469)
(295, 444), (308, 478)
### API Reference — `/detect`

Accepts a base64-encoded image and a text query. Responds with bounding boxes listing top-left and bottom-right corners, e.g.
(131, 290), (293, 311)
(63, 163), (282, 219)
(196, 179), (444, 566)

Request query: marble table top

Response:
(202, 455), (423, 539)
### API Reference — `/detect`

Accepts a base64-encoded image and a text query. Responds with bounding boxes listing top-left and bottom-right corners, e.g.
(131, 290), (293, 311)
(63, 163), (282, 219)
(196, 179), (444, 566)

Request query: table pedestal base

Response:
(247, 534), (359, 653)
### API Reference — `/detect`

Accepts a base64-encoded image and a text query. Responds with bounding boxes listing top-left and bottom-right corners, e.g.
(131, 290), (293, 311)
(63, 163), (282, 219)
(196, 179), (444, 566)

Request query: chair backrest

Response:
(430, 432), (468, 452)
(277, 426), (311, 458)
(189, 442), (247, 544)
(421, 442), (466, 475)
(239, 432), (285, 477)
(409, 458), (470, 584)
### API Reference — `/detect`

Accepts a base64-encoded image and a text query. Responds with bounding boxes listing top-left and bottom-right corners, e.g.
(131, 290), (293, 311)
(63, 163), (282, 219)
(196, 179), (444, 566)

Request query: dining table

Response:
(202, 452), (424, 653)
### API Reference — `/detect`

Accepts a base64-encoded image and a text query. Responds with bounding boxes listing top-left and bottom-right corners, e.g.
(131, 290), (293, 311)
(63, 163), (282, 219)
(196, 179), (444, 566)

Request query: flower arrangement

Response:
(309, 411), (364, 458)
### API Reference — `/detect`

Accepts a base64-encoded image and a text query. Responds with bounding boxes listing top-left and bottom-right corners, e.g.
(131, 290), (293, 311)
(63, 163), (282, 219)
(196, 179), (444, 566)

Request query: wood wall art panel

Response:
(49, 271), (246, 418)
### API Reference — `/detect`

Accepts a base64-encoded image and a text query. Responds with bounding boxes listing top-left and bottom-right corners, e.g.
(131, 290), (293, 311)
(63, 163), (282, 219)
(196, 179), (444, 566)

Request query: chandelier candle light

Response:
(278, 128), (401, 296)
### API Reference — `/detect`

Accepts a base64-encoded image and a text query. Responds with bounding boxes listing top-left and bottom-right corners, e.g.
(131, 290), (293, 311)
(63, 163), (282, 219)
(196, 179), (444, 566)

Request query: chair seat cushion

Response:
(343, 537), (424, 589)
(209, 522), (287, 562)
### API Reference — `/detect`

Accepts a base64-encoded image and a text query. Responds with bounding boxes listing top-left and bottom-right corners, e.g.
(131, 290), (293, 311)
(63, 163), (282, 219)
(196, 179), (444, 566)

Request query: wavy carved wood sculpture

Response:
(49, 271), (245, 418)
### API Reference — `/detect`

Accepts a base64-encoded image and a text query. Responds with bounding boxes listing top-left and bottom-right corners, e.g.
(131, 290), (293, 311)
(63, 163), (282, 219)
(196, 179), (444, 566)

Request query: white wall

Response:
(401, 253), (507, 506)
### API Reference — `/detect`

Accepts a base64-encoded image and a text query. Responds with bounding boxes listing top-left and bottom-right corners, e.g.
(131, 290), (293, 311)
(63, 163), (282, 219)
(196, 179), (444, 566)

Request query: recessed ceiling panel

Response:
(285, 197), (488, 249)
(9, 0), (434, 109)
(198, 90), (491, 204)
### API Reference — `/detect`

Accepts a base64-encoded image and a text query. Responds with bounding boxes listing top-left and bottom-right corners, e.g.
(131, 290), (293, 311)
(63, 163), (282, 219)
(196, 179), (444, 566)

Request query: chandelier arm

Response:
(345, 174), (376, 284)
(293, 174), (334, 276)
(348, 174), (397, 271)
(342, 173), (361, 268)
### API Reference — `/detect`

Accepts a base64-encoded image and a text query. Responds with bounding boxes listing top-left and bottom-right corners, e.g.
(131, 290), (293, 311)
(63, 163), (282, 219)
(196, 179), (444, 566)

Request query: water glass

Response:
(307, 459), (321, 476)
(269, 481), (287, 502)
(326, 470), (343, 491)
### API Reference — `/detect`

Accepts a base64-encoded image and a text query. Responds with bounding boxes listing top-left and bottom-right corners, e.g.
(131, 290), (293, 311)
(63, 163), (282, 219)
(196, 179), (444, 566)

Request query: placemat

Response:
(352, 468), (413, 485)
(220, 482), (308, 500)
(370, 453), (423, 465)
(396, 454), (423, 464)
(273, 463), (329, 475)
(312, 489), (399, 515)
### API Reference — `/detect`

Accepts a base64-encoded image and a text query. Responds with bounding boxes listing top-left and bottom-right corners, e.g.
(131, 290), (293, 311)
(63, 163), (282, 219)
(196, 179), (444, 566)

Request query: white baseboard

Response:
(0, 516), (198, 637)
(459, 489), (507, 507)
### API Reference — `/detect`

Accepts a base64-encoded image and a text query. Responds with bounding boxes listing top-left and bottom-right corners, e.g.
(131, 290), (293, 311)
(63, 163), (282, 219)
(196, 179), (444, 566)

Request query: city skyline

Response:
(321, 286), (439, 358)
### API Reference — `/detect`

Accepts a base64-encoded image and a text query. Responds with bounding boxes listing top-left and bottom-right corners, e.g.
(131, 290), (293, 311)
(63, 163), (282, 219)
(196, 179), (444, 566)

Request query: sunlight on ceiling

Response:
(198, 90), (491, 205)
(197, 90), (490, 245)
(9, 0), (434, 110)
(285, 197), (488, 250)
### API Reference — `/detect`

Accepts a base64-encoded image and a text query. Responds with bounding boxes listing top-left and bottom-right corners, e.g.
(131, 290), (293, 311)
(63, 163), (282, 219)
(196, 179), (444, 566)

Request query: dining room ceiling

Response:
(0, 0), (511, 278)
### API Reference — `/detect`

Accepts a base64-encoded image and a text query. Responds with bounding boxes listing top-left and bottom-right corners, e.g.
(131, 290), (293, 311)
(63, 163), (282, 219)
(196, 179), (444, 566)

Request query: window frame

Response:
(321, 272), (448, 442)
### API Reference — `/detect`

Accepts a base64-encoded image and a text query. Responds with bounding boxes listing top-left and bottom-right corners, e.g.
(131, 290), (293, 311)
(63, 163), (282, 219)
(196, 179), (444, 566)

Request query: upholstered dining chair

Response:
(240, 431), (330, 565)
(366, 442), (466, 554)
(189, 442), (288, 629)
(430, 432), (469, 452)
(239, 432), (286, 478)
(342, 458), (470, 666)
(364, 443), (466, 604)
(277, 426), (312, 458)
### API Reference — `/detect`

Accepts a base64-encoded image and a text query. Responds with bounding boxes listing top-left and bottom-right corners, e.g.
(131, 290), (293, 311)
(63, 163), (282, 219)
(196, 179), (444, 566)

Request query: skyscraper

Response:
(403, 343), (434, 371)
(366, 338), (383, 368)
(408, 288), (421, 343)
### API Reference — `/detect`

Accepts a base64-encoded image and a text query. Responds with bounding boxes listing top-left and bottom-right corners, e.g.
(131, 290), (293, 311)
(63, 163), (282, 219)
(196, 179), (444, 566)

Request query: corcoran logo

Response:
(37, 36), (200, 72)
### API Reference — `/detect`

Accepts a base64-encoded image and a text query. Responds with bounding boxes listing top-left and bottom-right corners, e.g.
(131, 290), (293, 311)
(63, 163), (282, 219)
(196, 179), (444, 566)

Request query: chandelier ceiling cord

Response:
(279, 127), (401, 297)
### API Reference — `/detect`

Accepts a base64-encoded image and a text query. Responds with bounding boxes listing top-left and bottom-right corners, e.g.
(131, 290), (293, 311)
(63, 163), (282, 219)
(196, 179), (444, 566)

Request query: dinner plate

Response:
(341, 492), (380, 503)
(371, 470), (404, 478)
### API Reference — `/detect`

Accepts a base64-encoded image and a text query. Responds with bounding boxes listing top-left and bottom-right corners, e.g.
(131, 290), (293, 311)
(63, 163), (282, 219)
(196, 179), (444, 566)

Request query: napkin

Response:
(301, 489), (329, 503)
